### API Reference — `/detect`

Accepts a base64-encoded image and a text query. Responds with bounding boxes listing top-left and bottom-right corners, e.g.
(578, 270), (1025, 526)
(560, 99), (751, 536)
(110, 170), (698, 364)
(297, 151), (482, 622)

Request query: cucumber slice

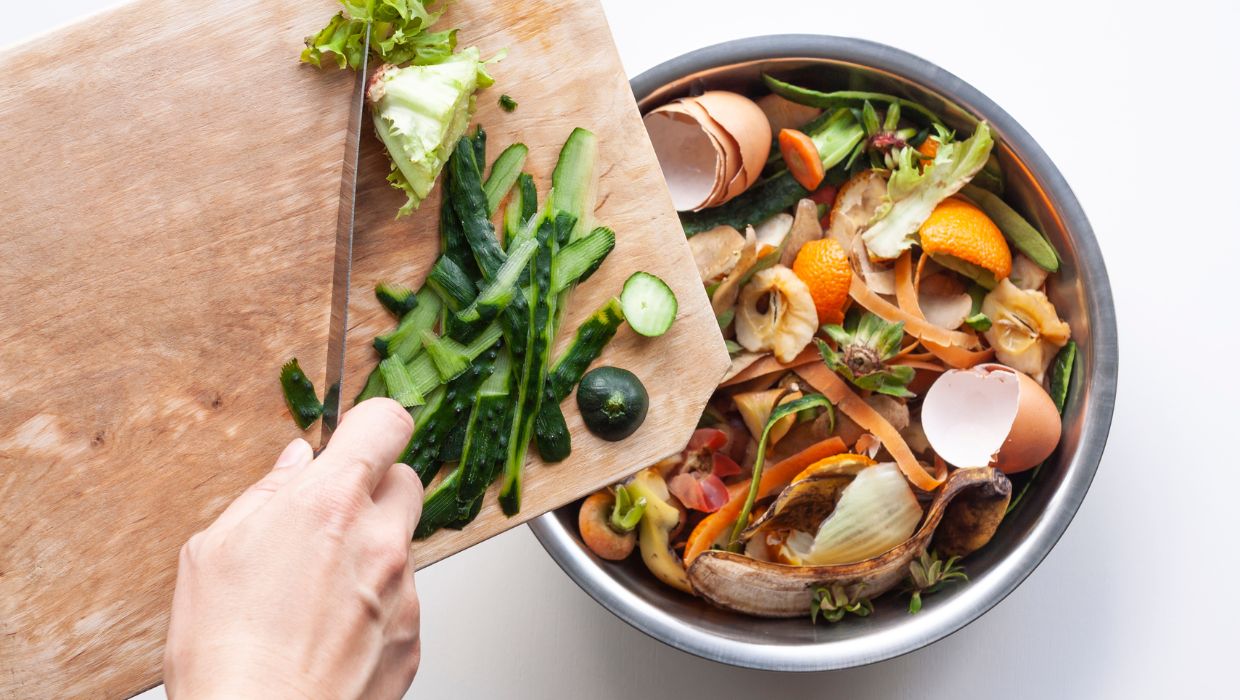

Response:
(620, 272), (677, 337)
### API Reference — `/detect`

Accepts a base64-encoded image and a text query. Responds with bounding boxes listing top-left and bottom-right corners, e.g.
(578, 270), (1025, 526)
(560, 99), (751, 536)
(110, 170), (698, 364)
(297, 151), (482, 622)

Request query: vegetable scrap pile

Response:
(281, 1), (679, 537)
(578, 77), (1078, 621)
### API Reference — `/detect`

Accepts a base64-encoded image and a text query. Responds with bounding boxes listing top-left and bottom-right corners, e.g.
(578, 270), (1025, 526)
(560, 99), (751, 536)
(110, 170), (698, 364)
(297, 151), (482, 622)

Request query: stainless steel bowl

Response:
(530, 35), (1118, 671)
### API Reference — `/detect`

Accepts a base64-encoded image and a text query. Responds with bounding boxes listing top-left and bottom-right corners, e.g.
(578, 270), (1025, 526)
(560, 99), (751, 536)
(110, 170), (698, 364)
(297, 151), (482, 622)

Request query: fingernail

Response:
(274, 438), (312, 469)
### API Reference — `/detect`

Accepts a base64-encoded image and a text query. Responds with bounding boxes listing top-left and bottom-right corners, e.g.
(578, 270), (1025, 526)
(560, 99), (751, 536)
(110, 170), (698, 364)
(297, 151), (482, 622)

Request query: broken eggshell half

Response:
(643, 106), (720, 211)
(644, 91), (771, 211)
(921, 363), (1061, 474)
(687, 466), (1011, 618)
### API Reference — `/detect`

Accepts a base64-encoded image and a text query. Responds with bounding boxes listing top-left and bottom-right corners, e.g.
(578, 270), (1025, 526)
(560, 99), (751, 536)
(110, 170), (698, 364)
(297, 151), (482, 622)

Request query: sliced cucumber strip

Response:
(374, 282), (417, 318)
(620, 271), (677, 337)
(379, 356), (426, 408)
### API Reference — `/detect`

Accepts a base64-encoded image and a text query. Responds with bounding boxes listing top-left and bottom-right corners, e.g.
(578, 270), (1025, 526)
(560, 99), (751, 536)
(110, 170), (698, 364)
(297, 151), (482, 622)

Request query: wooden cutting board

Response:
(0, 0), (726, 697)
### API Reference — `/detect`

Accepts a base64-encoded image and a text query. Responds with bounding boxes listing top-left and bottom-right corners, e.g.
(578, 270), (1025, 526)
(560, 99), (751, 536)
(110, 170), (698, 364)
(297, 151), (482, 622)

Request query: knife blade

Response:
(320, 29), (372, 448)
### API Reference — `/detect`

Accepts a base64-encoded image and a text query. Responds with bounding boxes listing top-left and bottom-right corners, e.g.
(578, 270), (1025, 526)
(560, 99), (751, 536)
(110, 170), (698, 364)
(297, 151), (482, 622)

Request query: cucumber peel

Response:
(279, 358), (323, 430)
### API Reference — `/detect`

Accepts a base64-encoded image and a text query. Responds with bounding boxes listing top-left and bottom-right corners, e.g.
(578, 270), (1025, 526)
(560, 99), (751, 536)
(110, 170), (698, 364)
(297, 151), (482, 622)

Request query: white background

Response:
(7, 1), (1238, 698)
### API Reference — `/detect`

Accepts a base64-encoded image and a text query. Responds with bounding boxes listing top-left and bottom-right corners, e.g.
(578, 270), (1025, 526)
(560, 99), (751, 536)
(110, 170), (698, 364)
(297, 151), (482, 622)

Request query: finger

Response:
(208, 438), (314, 533)
(371, 463), (423, 540)
(303, 398), (414, 495)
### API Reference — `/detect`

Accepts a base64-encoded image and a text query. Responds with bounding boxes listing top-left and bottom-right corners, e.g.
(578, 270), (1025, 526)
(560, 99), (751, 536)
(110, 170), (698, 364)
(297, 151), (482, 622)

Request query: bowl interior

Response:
(532, 37), (1116, 670)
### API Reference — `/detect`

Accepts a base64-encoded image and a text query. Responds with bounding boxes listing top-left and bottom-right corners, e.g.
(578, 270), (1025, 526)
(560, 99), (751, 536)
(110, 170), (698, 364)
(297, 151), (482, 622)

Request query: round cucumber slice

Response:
(620, 272), (677, 337)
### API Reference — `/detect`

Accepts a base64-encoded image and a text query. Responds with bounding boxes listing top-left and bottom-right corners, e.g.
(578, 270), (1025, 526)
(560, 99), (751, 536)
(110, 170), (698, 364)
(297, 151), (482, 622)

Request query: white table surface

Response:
(7, 1), (1237, 698)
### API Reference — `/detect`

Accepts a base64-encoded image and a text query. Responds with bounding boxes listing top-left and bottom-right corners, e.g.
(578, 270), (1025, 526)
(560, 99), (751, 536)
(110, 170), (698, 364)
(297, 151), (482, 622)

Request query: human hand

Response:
(164, 398), (422, 700)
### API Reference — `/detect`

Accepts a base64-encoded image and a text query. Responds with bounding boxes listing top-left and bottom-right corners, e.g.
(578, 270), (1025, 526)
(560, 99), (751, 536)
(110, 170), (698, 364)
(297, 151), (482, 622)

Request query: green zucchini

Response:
(426, 256), (477, 312)
(483, 143), (528, 216)
(456, 349), (513, 505)
(517, 173), (538, 227)
(448, 135), (506, 279)
(548, 128), (600, 344)
(503, 173), (537, 250)
(379, 356), (426, 407)
(439, 167), (481, 282)
(471, 125), (486, 167)
(402, 321), (503, 397)
(576, 366), (649, 441)
(533, 297), (625, 461)
(404, 353), (442, 397)
(374, 282), (418, 318)
(961, 184), (1060, 271)
(420, 330), (470, 382)
(547, 298), (625, 400)
(438, 419), (468, 463)
(373, 288), (442, 359)
(551, 128), (598, 244)
(414, 462), (466, 539)
(498, 214), (563, 515)
(682, 172), (806, 237)
(457, 238), (538, 324)
(550, 226), (614, 293)
(401, 342), (501, 485)
(279, 358), (323, 430)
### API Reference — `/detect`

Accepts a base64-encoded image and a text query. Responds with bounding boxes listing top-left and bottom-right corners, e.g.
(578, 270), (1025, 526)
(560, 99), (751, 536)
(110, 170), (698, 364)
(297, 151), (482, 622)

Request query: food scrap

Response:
(577, 77), (1076, 622)
(284, 4), (675, 538)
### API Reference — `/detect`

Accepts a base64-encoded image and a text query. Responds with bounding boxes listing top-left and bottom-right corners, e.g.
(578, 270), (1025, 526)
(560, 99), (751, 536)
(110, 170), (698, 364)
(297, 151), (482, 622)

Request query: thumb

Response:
(208, 438), (314, 533)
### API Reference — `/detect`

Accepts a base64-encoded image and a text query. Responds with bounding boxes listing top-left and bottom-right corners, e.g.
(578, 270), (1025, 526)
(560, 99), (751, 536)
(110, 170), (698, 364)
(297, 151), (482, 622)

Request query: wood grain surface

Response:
(0, 0), (725, 697)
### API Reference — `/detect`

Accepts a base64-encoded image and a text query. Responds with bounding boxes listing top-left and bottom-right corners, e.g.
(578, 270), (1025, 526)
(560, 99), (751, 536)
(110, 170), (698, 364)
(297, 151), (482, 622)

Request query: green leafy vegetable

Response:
(499, 94), (518, 112)
(861, 122), (994, 259)
(369, 48), (491, 216)
(816, 313), (916, 398)
(301, 1), (449, 70)
(280, 358), (323, 430)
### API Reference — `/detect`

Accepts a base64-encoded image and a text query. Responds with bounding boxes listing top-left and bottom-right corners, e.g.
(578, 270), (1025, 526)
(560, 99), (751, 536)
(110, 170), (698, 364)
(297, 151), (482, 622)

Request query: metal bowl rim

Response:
(529, 33), (1118, 672)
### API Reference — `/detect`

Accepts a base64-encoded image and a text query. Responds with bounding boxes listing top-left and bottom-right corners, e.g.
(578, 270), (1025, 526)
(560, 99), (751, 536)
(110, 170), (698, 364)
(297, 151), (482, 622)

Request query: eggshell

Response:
(756, 93), (824, 134)
(674, 98), (744, 207)
(643, 106), (722, 211)
(692, 91), (772, 190)
(989, 365), (1061, 473)
(918, 272), (973, 330)
(921, 363), (1061, 474)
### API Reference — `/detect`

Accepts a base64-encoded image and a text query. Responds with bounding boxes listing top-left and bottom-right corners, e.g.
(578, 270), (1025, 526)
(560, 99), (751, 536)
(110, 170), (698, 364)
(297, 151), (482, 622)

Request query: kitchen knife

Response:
(320, 29), (371, 448)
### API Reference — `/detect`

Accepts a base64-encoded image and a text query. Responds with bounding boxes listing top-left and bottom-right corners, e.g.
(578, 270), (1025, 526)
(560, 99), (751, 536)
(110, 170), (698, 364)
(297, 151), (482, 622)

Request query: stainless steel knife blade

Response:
(320, 30), (371, 448)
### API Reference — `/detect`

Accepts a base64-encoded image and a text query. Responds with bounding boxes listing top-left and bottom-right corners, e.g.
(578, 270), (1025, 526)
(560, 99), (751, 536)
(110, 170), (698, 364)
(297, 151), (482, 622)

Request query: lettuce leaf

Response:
(369, 47), (484, 216)
(301, 0), (448, 70)
(860, 122), (994, 260)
